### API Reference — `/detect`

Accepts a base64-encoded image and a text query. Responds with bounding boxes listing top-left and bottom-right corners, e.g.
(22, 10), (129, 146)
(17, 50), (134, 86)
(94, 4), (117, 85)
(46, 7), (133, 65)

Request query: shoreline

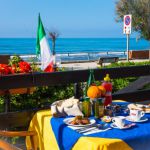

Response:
(0, 49), (149, 63)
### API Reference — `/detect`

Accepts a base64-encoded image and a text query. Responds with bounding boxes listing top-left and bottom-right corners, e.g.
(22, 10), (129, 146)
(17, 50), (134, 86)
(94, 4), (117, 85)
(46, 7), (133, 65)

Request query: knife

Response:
(78, 126), (98, 133)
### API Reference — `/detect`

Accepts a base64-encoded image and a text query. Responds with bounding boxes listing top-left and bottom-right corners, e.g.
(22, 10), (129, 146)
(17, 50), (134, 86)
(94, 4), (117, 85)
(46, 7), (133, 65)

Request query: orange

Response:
(98, 85), (106, 96)
(87, 85), (101, 99)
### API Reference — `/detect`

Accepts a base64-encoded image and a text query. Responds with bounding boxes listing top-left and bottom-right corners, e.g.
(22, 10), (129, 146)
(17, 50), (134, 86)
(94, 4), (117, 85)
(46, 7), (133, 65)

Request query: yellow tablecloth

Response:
(26, 101), (132, 150)
(26, 110), (59, 150)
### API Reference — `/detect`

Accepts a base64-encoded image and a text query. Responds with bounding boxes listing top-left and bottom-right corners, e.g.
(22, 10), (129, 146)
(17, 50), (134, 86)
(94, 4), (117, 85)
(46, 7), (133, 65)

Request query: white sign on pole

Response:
(123, 15), (132, 34)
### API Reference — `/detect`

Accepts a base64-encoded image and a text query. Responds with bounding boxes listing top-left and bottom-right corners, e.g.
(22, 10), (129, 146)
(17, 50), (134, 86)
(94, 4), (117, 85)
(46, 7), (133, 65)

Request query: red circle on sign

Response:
(125, 16), (130, 25)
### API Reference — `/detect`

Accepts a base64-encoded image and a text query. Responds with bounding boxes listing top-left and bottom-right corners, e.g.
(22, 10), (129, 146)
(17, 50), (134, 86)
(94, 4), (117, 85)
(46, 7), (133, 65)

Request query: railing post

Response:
(124, 51), (126, 56)
(4, 90), (11, 113)
(74, 83), (81, 99)
(88, 53), (90, 61)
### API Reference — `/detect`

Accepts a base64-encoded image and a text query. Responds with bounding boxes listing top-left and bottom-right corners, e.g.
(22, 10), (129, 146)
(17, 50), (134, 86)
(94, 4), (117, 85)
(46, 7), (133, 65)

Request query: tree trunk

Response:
(52, 40), (56, 55)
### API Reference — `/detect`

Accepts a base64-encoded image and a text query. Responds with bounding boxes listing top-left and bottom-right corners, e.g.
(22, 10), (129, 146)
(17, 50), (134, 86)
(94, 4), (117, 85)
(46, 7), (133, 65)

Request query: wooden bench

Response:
(98, 56), (119, 67)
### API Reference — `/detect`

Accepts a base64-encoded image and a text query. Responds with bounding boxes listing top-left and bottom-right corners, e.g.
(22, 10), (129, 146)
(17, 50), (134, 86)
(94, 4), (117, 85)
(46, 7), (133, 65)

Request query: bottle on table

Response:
(82, 97), (91, 117)
(98, 98), (104, 117)
(102, 74), (112, 107)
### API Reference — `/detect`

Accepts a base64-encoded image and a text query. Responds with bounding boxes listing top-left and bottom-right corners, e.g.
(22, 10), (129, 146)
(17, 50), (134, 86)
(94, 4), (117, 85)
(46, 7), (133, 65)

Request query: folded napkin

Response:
(51, 97), (83, 117)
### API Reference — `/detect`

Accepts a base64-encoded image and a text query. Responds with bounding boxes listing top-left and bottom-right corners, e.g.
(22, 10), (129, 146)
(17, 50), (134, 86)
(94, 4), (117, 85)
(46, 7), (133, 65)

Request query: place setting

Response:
(63, 116), (111, 135)
(110, 106), (149, 129)
(125, 108), (148, 123)
(110, 116), (135, 129)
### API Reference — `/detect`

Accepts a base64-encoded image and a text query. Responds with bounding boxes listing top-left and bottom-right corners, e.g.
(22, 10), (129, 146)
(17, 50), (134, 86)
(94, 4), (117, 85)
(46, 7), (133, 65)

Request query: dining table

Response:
(26, 100), (150, 150)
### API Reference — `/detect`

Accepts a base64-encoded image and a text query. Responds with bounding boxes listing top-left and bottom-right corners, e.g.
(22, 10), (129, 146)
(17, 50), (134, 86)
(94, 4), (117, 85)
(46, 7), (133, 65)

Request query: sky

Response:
(0, 0), (135, 38)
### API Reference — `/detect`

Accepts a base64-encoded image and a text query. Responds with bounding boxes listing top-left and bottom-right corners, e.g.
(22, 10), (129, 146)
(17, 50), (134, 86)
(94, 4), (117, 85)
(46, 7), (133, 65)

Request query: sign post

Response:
(123, 15), (132, 61)
(127, 34), (129, 61)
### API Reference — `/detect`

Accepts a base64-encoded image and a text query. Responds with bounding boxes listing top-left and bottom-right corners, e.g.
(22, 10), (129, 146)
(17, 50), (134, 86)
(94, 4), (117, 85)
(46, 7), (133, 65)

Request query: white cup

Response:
(130, 109), (145, 121)
(112, 116), (125, 128)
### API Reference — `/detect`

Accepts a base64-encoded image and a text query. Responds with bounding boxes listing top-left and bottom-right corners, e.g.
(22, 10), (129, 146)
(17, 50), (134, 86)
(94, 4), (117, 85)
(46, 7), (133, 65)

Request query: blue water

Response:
(0, 38), (149, 54)
(0, 38), (149, 61)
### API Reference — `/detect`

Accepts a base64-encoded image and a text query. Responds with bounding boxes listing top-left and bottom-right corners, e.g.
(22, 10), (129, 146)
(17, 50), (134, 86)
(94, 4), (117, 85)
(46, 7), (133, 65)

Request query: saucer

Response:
(126, 116), (148, 122)
(110, 123), (135, 129)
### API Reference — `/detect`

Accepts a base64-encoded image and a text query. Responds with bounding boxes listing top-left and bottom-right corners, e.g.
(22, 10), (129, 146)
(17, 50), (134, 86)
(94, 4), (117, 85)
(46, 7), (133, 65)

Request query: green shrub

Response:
(0, 84), (74, 112)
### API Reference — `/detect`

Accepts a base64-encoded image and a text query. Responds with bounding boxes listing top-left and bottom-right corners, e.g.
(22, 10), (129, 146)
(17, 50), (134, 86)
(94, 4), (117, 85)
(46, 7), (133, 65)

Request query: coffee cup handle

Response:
(141, 111), (145, 117)
(112, 119), (115, 123)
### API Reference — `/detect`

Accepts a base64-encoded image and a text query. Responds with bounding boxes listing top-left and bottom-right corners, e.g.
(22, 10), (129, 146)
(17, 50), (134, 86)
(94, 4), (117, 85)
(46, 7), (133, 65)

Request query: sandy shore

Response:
(61, 59), (150, 70)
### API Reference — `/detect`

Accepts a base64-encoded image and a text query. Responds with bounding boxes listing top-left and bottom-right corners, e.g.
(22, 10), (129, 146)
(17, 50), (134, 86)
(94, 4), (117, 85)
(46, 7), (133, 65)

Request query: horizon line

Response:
(0, 37), (138, 39)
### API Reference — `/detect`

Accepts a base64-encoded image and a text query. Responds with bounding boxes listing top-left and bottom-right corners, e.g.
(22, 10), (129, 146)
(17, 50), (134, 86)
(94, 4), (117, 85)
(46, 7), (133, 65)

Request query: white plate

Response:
(128, 104), (150, 113)
(110, 123), (134, 129)
(136, 104), (150, 113)
(136, 104), (150, 108)
(126, 116), (148, 122)
(63, 117), (96, 127)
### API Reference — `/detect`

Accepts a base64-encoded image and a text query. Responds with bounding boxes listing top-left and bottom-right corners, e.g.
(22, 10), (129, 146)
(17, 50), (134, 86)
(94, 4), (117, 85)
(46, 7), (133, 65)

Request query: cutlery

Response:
(79, 127), (99, 134)
(78, 127), (98, 133)
(83, 127), (112, 135)
(76, 123), (110, 133)
(75, 124), (100, 132)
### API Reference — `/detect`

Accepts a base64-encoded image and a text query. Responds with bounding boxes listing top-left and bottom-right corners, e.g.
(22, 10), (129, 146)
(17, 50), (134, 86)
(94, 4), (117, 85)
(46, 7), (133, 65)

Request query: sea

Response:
(0, 38), (149, 62)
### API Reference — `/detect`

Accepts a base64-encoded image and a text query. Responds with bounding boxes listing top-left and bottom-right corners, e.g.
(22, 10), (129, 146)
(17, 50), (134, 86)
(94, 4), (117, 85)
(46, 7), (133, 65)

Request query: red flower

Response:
(0, 64), (10, 75)
(19, 61), (31, 73)
(9, 65), (17, 74)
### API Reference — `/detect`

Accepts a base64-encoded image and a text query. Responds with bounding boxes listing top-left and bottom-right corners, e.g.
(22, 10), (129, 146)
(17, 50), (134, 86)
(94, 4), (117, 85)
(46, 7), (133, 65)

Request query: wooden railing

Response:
(0, 65), (150, 129)
(1, 65), (150, 89)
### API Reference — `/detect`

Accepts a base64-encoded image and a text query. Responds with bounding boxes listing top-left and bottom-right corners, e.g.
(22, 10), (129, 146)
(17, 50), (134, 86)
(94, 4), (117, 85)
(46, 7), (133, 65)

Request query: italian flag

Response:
(36, 14), (54, 72)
